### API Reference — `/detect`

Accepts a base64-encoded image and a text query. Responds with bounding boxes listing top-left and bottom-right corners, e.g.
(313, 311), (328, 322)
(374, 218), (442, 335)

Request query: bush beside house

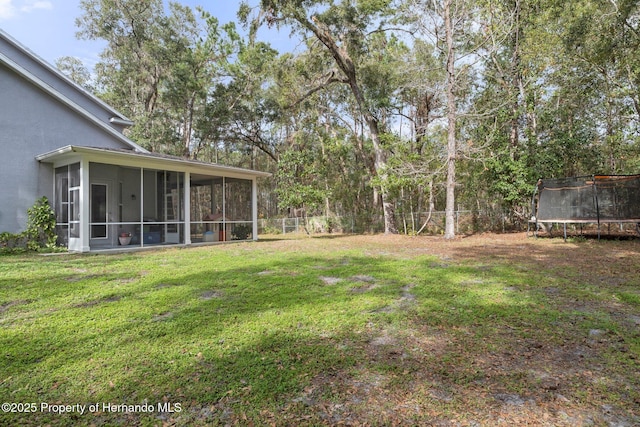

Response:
(0, 197), (57, 253)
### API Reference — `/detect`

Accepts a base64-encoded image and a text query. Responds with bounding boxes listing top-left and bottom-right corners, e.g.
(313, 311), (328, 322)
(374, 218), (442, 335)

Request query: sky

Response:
(0, 0), (295, 69)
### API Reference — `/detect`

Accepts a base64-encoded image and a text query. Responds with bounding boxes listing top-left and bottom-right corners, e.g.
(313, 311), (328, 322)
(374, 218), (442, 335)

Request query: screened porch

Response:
(37, 146), (269, 252)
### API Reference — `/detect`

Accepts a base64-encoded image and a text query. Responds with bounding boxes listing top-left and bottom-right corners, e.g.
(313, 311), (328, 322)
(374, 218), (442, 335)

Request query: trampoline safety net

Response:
(534, 175), (640, 222)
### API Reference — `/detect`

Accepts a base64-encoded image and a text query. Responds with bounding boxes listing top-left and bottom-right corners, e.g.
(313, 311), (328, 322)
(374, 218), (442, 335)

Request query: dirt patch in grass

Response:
(73, 295), (122, 308)
(0, 300), (30, 313)
(240, 233), (640, 426)
(278, 319), (636, 426)
(349, 283), (378, 294)
(200, 290), (223, 300)
(2, 232), (639, 426)
(152, 311), (174, 322)
(320, 276), (342, 285)
(257, 270), (275, 275)
(350, 274), (376, 283)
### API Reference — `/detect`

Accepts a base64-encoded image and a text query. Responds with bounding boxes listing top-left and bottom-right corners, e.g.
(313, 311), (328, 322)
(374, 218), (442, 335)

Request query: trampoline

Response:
(530, 175), (640, 240)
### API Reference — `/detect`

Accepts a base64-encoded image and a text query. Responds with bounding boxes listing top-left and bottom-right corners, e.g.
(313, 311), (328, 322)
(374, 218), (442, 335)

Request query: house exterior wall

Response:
(0, 34), (130, 134)
(0, 63), (133, 234)
(1, 31), (270, 249)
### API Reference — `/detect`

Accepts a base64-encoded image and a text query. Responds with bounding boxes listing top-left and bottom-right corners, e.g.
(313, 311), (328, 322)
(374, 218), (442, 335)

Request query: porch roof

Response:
(36, 145), (271, 179)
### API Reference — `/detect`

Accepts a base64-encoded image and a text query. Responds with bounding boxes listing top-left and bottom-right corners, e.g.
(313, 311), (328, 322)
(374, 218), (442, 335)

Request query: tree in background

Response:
(401, 0), (489, 238)
(56, 56), (95, 92)
(65, 0), (640, 233)
(244, 0), (401, 234)
(76, 0), (240, 157)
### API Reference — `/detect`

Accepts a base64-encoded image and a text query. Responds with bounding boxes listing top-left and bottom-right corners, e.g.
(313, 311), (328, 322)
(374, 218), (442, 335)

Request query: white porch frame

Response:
(38, 146), (270, 252)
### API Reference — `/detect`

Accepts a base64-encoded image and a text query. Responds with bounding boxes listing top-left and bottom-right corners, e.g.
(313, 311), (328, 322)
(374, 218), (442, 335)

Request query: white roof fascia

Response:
(0, 51), (148, 153)
(36, 146), (272, 179)
(0, 29), (135, 127)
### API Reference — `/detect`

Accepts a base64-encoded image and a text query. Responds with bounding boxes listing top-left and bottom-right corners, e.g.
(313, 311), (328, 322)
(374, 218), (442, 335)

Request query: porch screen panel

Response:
(69, 188), (80, 238)
(189, 177), (209, 241)
(91, 183), (108, 238)
(225, 178), (253, 240)
(225, 178), (252, 221)
(69, 163), (80, 187)
(55, 167), (68, 223)
(161, 171), (184, 244)
(211, 178), (225, 241)
(68, 163), (81, 240)
(160, 171), (184, 222)
(212, 178), (223, 217)
(190, 183), (211, 222)
(140, 170), (186, 245)
(54, 166), (69, 246)
(119, 167), (141, 222)
(142, 169), (161, 222)
(189, 176), (223, 242)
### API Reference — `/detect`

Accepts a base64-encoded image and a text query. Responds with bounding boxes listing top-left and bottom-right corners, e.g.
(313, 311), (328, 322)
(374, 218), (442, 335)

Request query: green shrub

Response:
(26, 196), (57, 250)
(0, 197), (57, 254)
(324, 216), (339, 233)
(261, 225), (282, 235)
(233, 224), (252, 240)
(0, 231), (29, 253)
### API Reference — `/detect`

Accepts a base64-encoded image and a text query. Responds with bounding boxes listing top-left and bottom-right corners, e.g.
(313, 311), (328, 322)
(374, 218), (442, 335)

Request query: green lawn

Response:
(1, 234), (639, 426)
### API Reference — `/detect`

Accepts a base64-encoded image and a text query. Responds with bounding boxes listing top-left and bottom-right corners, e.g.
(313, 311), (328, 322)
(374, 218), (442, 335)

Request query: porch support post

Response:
(222, 177), (226, 241)
(184, 171), (191, 245)
(80, 158), (91, 252)
(139, 168), (144, 248)
(252, 178), (258, 241)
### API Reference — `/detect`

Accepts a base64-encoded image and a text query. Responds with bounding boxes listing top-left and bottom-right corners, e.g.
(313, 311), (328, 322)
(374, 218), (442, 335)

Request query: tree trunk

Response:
(444, 0), (457, 240)
(183, 93), (196, 158)
(366, 115), (398, 234)
(303, 15), (398, 234)
(509, 0), (522, 158)
(416, 176), (435, 234)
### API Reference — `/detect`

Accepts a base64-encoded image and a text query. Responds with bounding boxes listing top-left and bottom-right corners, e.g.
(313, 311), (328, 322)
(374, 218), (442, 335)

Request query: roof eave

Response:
(36, 146), (272, 178)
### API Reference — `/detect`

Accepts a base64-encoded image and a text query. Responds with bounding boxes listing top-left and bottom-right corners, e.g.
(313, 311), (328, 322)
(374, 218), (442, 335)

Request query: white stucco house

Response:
(0, 29), (270, 252)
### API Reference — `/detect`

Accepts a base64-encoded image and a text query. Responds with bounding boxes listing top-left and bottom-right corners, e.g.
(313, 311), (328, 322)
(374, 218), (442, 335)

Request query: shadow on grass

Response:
(1, 237), (639, 425)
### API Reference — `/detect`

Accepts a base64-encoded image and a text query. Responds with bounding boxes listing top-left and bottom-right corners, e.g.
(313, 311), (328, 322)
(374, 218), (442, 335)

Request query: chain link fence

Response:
(259, 209), (523, 235)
